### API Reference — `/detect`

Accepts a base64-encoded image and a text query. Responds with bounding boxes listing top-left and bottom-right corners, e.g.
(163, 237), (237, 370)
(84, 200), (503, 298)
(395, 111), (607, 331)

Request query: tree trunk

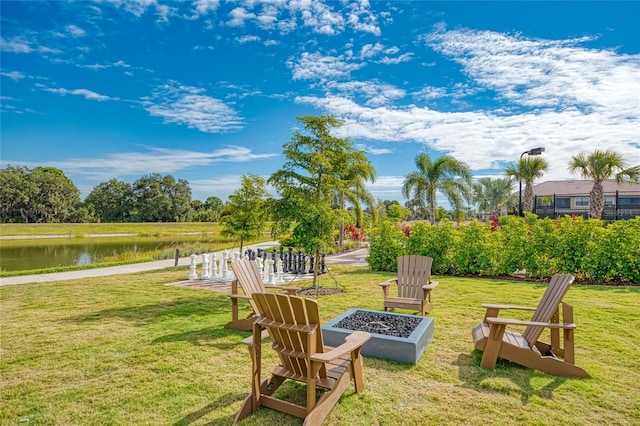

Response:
(429, 193), (436, 225)
(590, 182), (604, 219)
(524, 183), (534, 213)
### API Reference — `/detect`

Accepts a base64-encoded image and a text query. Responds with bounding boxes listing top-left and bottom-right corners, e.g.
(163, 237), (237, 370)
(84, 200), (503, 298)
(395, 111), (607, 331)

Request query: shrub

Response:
(450, 220), (497, 276)
(367, 220), (406, 272)
(405, 221), (457, 274)
(368, 215), (639, 284)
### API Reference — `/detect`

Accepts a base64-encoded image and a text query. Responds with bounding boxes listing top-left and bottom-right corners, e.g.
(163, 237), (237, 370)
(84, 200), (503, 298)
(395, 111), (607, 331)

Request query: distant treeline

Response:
(0, 166), (225, 223)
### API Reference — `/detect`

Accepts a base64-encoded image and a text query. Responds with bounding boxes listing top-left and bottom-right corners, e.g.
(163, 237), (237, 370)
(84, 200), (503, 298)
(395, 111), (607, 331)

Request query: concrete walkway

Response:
(0, 244), (369, 286)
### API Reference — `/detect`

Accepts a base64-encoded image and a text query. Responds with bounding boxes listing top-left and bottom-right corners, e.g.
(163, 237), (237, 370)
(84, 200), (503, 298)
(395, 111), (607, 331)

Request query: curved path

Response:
(0, 244), (369, 286)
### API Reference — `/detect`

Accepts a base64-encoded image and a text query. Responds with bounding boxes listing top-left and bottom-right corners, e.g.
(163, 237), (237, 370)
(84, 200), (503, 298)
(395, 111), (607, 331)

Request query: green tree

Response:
(85, 179), (135, 222)
(203, 196), (224, 215)
(269, 115), (368, 286)
(220, 175), (270, 254)
(505, 156), (549, 214)
(387, 204), (410, 222)
(132, 174), (192, 222)
(333, 149), (377, 249)
(29, 167), (81, 223)
(472, 177), (514, 216)
(402, 153), (472, 225)
(0, 166), (36, 223)
(568, 149), (640, 219)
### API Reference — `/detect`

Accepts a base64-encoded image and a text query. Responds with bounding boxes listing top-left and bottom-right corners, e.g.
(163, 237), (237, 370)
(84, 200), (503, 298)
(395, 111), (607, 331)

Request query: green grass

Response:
(1, 266), (639, 425)
(0, 222), (223, 237)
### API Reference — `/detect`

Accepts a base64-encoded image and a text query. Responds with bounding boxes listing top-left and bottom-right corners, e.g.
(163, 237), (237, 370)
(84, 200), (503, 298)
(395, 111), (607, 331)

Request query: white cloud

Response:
(227, 7), (256, 27)
(355, 143), (393, 155)
(43, 87), (116, 101)
(423, 29), (640, 119)
(191, 0), (220, 19)
(326, 80), (406, 106)
(289, 51), (364, 81)
(0, 71), (26, 81)
(65, 25), (86, 38)
(143, 82), (244, 133)
(378, 52), (414, 65)
(0, 36), (33, 53)
(237, 35), (261, 44)
(360, 43), (384, 59)
(292, 28), (640, 189)
(223, 0), (380, 35)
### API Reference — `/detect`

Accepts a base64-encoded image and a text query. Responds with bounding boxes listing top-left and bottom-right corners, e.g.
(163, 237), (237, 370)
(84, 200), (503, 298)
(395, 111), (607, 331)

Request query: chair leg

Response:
(351, 350), (365, 393)
(480, 323), (506, 369)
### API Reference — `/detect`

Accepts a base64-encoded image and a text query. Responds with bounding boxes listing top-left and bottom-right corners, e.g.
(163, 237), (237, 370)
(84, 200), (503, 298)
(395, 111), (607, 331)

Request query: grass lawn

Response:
(1, 266), (639, 425)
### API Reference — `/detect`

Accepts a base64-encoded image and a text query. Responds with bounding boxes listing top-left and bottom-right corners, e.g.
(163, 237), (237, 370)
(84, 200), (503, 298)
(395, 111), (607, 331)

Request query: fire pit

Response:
(321, 309), (434, 364)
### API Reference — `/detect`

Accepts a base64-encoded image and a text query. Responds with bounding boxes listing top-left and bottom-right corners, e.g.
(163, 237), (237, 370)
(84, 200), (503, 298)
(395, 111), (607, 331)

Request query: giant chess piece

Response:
(209, 252), (219, 278)
(220, 250), (230, 280)
(189, 254), (198, 280)
(275, 258), (285, 284)
(201, 253), (210, 279)
(263, 259), (272, 283)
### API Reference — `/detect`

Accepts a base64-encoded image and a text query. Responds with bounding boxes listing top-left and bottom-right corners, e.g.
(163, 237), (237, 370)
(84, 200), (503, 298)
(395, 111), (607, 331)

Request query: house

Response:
(531, 180), (640, 220)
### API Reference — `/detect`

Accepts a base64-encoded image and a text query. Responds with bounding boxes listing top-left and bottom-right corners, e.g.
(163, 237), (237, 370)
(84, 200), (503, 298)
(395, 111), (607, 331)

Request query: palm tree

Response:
(402, 153), (472, 225)
(472, 177), (514, 216)
(568, 149), (640, 219)
(505, 157), (549, 214)
(334, 156), (377, 249)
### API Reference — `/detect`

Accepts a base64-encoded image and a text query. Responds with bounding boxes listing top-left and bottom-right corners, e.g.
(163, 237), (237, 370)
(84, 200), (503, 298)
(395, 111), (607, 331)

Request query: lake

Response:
(0, 238), (181, 272)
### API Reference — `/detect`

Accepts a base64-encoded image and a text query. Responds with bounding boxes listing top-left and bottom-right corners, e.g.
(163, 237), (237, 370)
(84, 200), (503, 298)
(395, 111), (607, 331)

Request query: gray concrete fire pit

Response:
(321, 308), (434, 364)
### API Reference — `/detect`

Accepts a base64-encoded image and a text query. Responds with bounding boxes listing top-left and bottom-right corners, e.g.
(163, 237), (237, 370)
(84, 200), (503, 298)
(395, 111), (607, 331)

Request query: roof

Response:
(532, 180), (640, 197)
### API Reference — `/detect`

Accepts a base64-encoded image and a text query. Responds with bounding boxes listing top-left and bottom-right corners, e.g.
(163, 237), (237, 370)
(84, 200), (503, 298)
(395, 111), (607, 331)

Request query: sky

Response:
(1, 0), (639, 207)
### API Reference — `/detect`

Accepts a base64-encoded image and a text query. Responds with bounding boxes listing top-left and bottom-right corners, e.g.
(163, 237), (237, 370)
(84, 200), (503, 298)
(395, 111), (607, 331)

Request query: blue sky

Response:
(1, 1), (639, 206)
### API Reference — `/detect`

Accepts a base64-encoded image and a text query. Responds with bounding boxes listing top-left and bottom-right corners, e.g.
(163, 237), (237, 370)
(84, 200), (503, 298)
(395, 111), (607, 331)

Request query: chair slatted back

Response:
(231, 260), (266, 312)
(397, 255), (433, 299)
(522, 274), (574, 347)
(253, 293), (326, 380)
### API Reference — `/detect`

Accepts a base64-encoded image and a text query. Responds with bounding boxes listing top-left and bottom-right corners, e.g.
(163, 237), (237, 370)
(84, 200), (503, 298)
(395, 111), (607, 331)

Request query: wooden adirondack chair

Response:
(234, 292), (371, 425)
(472, 274), (589, 377)
(379, 255), (438, 315)
(225, 259), (299, 331)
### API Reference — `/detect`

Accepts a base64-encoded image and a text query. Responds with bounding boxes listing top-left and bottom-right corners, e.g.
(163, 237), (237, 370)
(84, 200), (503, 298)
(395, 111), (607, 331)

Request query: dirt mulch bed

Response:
(296, 286), (346, 296)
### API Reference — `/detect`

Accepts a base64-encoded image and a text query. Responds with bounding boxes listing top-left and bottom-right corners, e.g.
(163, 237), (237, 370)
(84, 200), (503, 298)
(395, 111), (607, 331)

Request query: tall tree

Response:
(269, 115), (370, 286)
(132, 174), (192, 222)
(0, 166), (36, 223)
(568, 149), (640, 219)
(333, 149), (377, 248)
(29, 167), (81, 223)
(402, 153), (472, 225)
(472, 177), (514, 216)
(505, 156), (549, 214)
(85, 179), (135, 222)
(220, 175), (270, 254)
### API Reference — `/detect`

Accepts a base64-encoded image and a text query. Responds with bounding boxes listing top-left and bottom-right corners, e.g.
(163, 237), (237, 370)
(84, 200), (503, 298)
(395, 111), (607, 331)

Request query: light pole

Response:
(518, 147), (545, 216)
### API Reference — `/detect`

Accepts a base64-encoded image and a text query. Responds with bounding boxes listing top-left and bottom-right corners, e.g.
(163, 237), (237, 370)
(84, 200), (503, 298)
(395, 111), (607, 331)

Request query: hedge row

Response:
(367, 215), (640, 283)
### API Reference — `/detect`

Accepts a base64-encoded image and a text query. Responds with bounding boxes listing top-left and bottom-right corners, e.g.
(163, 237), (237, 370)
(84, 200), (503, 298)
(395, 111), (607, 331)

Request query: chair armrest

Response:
(310, 331), (371, 363)
(264, 284), (299, 290)
(228, 294), (252, 300)
(481, 303), (537, 311)
(486, 317), (577, 329)
(422, 281), (438, 290)
(379, 279), (397, 288)
(241, 329), (270, 346)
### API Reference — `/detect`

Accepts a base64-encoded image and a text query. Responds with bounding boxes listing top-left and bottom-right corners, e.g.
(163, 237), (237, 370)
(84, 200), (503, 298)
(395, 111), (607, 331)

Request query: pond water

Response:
(0, 238), (179, 272)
